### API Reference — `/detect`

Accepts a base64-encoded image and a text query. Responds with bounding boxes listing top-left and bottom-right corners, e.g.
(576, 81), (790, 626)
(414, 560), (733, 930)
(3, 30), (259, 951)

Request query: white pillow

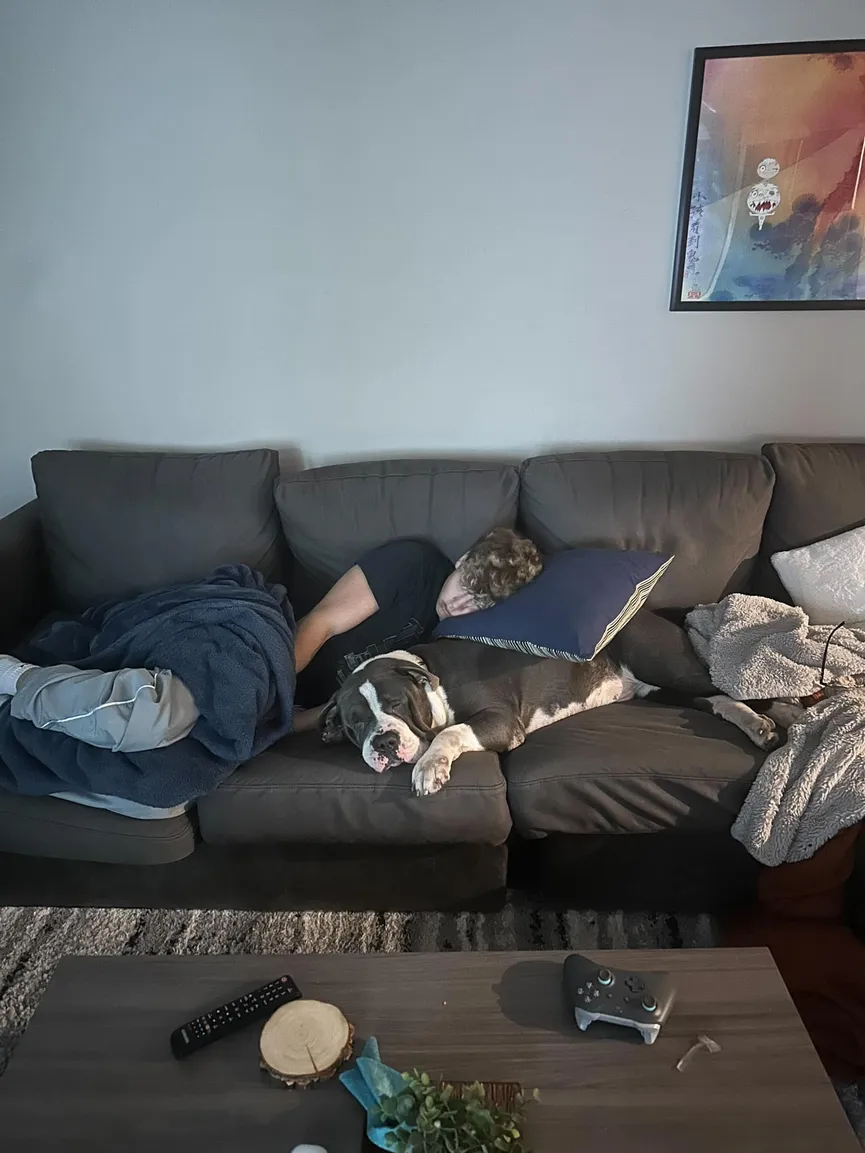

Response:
(771, 524), (865, 625)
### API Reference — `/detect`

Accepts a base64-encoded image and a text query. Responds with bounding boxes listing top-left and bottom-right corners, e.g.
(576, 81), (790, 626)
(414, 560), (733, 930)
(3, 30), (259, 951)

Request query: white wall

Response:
(2, 0), (864, 515)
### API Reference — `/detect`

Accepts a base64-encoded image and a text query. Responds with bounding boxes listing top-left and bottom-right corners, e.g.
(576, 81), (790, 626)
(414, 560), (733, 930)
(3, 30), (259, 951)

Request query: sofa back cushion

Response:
(756, 442), (865, 601)
(275, 459), (519, 607)
(519, 451), (775, 611)
(32, 449), (283, 609)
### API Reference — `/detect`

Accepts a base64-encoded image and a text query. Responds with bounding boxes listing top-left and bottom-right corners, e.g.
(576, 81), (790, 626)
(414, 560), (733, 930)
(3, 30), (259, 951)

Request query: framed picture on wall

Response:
(670, 40), (865, 310)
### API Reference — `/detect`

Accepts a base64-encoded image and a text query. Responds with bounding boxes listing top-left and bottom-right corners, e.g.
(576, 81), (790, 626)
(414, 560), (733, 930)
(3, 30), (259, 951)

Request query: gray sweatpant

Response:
(11, 665), (199, 752)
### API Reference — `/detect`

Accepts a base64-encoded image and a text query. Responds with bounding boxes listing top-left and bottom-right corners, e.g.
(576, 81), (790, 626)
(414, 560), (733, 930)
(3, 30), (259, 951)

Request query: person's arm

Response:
(294, 565), (379, 674)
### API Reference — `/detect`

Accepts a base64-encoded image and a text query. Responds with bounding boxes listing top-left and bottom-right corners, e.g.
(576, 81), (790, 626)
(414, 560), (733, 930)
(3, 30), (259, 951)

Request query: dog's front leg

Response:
(411, 724), (481, 797)
(764, 698), (807, 730)
(412, 711), (515, 797)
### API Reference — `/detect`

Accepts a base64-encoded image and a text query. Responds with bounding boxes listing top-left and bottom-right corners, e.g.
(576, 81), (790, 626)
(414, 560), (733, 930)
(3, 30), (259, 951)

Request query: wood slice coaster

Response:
(259, 999), (354, 1088)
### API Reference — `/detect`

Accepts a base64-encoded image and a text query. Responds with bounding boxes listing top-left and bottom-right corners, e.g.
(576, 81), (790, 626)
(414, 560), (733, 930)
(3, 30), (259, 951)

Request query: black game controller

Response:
(562, 953), (676, 1044)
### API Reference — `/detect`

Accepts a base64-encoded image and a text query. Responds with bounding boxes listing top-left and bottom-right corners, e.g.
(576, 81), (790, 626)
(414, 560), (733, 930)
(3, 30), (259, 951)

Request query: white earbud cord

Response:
(37, 679), (158, 729)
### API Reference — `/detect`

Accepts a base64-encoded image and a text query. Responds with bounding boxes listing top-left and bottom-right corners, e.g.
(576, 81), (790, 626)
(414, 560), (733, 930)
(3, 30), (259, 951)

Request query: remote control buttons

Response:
(597, 968), (614, 986)
(641, 994), (658, 1013)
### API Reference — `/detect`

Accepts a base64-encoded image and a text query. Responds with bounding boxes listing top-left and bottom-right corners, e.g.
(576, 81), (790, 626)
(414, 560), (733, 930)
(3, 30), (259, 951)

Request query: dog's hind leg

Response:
(645, 687), (780, 751)
(613, 611), (717, 696)
(764, 698), (806, 730)
(614, 611), (780, 750)
(696, 694), (780, 750)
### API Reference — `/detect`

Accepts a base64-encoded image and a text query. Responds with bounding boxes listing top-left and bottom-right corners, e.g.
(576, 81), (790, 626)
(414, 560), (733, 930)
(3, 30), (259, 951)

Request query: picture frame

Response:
(670, 40), (865, 311)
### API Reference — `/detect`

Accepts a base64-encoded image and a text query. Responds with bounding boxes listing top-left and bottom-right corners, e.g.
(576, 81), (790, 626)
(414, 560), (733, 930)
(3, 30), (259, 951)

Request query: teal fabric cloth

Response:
(339, 1037), (409, 1150)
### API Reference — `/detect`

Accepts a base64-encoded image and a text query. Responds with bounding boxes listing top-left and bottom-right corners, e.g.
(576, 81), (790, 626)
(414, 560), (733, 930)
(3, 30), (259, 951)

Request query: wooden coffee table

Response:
(0, 949), (858, 1152)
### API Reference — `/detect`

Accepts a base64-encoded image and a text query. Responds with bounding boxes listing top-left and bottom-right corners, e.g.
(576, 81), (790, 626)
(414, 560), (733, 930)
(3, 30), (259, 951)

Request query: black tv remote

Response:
(170, 974), (302, 1059)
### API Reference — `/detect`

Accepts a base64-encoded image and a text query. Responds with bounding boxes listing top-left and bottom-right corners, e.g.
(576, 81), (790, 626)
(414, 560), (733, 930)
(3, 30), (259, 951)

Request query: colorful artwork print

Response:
(671, 42), (865, 309)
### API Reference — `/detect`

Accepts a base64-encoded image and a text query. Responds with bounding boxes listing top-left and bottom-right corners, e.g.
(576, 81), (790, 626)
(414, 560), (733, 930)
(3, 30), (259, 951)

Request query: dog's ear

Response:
(400, 664), (440, 692)
(319, 697), (346, 744)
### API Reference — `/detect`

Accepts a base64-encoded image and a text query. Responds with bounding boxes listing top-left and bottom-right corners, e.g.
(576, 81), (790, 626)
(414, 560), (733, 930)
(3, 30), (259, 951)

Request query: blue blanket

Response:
(0, 566), (295, 807)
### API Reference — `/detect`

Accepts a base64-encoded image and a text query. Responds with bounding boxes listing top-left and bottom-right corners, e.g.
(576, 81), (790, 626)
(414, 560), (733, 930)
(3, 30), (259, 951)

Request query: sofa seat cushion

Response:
(0, 791), (195, 864)
(503, 701), (764, 837)
(197, 734), (512, 846)
(32, 448), (283, 609)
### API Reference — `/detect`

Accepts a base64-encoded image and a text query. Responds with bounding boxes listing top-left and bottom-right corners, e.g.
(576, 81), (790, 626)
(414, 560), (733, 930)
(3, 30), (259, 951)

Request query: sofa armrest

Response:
(848, 826), (865, 943)
(0, 501), (52, 650)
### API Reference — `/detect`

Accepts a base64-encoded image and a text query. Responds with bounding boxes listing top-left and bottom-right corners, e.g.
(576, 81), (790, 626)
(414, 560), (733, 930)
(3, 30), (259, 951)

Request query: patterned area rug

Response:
(0, 903), (862, 1143)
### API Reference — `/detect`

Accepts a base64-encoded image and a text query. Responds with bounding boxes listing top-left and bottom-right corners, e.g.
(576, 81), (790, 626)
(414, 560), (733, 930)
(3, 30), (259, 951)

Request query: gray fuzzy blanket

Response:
(685, 595), (865, 866)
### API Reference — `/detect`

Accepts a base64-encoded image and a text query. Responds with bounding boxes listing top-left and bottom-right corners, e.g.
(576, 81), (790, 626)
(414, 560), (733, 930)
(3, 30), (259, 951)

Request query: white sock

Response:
(0, 657), (36, 697)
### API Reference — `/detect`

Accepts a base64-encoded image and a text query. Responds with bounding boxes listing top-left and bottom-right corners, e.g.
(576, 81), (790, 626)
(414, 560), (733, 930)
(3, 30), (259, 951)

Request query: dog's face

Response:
(319, 654), (443, 772)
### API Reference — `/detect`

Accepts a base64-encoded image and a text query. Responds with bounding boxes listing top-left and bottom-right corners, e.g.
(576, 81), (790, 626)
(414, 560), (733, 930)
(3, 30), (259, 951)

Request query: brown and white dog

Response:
(319, 609), (790, 796)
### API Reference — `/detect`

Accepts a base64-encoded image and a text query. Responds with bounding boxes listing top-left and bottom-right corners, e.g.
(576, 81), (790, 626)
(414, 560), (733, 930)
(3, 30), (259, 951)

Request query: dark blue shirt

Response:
(296, 539), (453, 705)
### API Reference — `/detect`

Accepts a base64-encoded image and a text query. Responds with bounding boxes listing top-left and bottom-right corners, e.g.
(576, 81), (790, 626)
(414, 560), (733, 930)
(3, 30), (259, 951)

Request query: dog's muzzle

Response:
(363, 721), (425, 773)
(370, 730), (403, 771)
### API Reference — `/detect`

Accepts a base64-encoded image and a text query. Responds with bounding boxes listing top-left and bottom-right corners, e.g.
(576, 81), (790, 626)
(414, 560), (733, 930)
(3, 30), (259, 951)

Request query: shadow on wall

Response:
(302, 447), (528, 470)
(57, 434), (865, 479)
(537, 438), (767, 457)
(72, 439), (305, 475)
(72, 440), (534, 474)
(536, 435), (865, 458)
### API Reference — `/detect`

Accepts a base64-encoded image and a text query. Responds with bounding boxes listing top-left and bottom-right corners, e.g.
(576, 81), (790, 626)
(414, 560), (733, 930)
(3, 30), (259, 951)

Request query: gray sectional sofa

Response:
(1, 442), (864, 913)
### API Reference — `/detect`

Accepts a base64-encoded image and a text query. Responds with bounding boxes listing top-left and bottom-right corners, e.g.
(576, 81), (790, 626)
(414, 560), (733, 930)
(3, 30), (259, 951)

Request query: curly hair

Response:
(458, 527), (543, 607)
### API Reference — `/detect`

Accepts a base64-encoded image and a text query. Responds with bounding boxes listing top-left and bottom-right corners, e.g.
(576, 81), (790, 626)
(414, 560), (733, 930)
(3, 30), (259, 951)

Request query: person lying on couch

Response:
(0, 565), (296, 815)
(0, 532), (542, 749)
(292, 528), (543, 730)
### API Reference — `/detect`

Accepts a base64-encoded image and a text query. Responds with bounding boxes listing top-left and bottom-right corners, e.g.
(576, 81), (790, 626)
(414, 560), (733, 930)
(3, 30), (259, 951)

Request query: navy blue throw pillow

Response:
(433, 548), (673, 661)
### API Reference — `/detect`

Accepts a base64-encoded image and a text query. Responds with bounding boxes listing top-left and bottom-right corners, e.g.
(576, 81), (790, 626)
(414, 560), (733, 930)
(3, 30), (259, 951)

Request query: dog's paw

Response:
(412, 754), (451, 797)
(749, 713), (780, 751)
